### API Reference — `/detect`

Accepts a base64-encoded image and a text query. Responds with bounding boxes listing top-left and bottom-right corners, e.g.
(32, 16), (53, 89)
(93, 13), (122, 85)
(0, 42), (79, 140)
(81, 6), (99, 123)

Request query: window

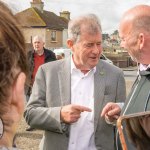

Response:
(51, 31), (57, 41)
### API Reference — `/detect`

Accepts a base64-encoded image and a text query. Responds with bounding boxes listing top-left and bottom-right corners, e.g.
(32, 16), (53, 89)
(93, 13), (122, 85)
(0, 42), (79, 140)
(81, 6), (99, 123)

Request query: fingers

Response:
(60, 104), (92, 124)
(103, 104), (120, 124)
(105, 114), (117, 125)
(107, 106), (121, 117)
(101, 102), (113, 117)
(71, 114), (81, 123)
(101, 102), (121, 117)
(73, 105), (92, 112)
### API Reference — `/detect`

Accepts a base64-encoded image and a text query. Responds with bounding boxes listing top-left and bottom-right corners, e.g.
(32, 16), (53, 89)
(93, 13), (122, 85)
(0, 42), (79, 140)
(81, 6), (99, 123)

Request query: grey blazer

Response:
(24, 57), (126, 150)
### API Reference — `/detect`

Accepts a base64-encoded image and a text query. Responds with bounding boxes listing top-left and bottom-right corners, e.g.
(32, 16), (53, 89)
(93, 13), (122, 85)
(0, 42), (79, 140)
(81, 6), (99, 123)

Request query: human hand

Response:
(60, 104), (92, 123)
(101, 102), (121, 123)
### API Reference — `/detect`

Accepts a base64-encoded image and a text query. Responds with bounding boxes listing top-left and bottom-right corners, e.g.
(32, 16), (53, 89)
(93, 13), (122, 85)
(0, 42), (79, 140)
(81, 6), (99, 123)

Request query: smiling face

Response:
(70, 31), (102, 71)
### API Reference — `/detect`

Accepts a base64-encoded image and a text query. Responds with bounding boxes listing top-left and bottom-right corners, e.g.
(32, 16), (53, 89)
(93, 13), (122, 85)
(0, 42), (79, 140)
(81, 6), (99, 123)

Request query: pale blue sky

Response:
(2, 0), (150, 34)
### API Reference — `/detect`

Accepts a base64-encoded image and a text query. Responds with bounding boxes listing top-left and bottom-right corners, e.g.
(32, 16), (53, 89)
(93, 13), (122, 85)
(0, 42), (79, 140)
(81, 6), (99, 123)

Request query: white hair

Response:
(32, 35), (44, 43)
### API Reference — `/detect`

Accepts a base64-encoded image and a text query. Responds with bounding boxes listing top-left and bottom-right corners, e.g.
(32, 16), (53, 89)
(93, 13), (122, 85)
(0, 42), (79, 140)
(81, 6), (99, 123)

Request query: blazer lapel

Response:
(58, 58), (106, 131)
(58, 57), (71, 106)
(94, 62), (106, 132)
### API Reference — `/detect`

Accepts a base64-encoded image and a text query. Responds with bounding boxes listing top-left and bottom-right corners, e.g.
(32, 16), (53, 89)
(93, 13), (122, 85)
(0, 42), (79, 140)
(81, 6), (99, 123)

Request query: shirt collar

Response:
(139, 64), (150, 71)
(71, 56), (96, 74)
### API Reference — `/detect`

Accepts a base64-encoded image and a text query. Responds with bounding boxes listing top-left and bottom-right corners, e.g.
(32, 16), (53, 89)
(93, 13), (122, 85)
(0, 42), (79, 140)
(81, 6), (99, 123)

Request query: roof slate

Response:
(15, 7), (68, 30)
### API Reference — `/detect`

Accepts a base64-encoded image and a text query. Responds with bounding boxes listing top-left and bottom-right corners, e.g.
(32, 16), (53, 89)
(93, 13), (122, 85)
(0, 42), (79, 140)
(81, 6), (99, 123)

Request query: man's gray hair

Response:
(68, 14), (102, 43)
(32, 35), (44, 43)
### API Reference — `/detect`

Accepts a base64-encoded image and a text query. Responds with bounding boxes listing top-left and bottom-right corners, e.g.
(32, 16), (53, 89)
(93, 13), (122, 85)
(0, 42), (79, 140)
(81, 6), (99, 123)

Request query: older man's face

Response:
(72, 32), (102, 71)
(119, 21), (140, 62)
(32, 39), (44, 52)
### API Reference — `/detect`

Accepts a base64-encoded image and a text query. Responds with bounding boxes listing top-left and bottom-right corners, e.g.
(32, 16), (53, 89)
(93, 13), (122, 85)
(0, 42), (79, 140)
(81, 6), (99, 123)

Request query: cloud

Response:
(3, 0), (150, 33)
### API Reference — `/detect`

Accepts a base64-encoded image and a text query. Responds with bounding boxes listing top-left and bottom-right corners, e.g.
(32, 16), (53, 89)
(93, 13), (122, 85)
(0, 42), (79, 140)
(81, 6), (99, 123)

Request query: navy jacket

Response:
(26, 48), (56, 96)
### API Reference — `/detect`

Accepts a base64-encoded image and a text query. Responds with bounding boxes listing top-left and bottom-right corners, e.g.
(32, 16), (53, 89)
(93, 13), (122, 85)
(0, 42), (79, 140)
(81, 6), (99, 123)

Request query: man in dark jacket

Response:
(26, 35), (56, 131)
(101, 5), (150, 150)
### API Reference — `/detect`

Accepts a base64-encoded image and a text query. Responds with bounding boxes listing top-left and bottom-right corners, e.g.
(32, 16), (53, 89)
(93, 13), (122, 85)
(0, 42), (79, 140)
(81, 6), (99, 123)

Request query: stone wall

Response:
(104, 52), (136, 68)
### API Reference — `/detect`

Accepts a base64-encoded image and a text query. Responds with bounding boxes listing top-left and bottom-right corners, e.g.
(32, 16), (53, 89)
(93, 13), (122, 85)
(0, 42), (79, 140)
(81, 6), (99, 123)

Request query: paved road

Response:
(123, 70), (137, 81)
(123, 70), (137, 94)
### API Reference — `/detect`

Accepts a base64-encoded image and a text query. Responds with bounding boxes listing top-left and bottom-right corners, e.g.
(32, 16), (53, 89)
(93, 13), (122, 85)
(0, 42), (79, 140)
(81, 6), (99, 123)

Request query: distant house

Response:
(102, 33), (110, 41)
(110, 30), (120, 42)
(15, 0), (70, 50)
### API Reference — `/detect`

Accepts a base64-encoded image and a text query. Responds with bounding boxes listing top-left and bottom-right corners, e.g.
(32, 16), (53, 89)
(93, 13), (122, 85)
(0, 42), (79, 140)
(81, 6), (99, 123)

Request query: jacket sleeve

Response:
(24, 66), (67, 133)
(44, 48), (57, 62)
(51, 51), (57, 60)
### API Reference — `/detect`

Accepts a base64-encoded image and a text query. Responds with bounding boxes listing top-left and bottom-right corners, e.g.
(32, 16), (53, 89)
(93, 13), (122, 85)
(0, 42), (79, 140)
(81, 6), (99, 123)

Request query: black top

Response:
(26, 48), (56, 96)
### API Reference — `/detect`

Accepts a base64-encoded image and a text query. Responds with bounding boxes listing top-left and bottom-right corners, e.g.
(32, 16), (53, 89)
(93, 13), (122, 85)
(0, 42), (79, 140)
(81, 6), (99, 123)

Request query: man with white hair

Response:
(26, 35), (56, 131)
(24, 14), (126, 149)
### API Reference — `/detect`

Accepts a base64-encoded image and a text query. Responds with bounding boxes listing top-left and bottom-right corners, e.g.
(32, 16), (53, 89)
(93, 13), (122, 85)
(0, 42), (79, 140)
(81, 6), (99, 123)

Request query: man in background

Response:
(26, 35), (56, 131)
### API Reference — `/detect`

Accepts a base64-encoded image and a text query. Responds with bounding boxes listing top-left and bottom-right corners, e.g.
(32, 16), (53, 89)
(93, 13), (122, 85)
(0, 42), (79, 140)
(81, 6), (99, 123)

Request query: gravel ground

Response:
(16, 118), (43, 150)
(16, 80), (134, 150)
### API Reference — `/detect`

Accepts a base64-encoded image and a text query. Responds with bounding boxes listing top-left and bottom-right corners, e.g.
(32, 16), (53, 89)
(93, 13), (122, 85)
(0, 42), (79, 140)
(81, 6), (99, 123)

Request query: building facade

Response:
(15, 0), (70, 50)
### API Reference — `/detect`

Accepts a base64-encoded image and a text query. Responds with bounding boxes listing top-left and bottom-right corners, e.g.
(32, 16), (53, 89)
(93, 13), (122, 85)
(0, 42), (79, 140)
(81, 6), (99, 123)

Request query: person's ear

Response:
(138, 33), (144, 49)
(67, 39), (74, 48)
(67, 39), (75, 53)
(12, 72), (26, 114)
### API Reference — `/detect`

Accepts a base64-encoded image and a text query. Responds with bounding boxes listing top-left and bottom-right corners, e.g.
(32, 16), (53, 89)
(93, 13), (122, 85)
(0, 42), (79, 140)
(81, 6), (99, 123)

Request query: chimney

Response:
(60, 11), (70, 20)
(31, 0), (44, 13)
